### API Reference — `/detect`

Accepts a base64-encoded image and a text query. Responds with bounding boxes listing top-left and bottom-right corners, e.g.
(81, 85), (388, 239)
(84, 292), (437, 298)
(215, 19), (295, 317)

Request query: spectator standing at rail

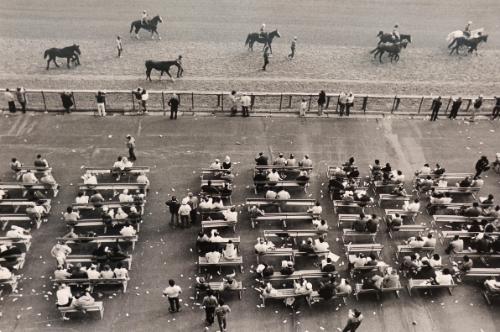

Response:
(262, 46), (270, 71)
(229, 90), (239, 116)
(346, 92), (354, 117)
(241, 94), (251, 117)
(318, 90), (326, 116)
(299, 98), (307, 117)
(95, 91), (106, 116)
(168, 93), (180, 119)
(430, 96), (442, 121)
(126, 135), (136, 161)
(470, 95), (483, 122)
(61, 91), (73, 114)
(16, 87), (27, 113)
(338, 92), (347, 116)
(4, 89), (16, 113)
(116, 36), (123, 58)
(448, 97), (462, 119)
(288, 36), (297, 60)
(491, 96), (500, 120)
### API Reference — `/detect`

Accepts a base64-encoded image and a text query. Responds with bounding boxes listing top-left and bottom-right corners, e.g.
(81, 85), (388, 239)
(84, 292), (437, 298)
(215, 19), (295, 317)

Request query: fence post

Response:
(288, 95), (292, 108)
(220, 93), (224, 112)
(417, 96), (424, 114)
(191, 92), (194, 111)
(131, 91), (135, 113)
(362, 96), (368, 114)
(325, 96), (331, 109)
(250, 94), (255, 111)
(217, 94), (221, 107)
(307, 95), (312, 112)
(71, 92), (77, 112)
(161, 91), (166, 116)
(444, 97), (451, 115)
(41, 91), (48, 113)
(335, 96), (339, 113)
(279, 93), (283, 111)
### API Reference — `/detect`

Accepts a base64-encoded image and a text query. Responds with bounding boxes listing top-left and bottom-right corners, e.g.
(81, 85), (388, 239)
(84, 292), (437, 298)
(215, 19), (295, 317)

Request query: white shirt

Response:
(267, 172), (281, 182)
(101, 270), (114, 279)
(206, 251), (221, 263)
(420, 166), (431, 175)
(314, 239), (329, 252)
(223, 244), (238, 259)
(309, 206), (322, 215)
(435, 272), (453, 285)
(119, 193), (134, 203)
(277, 190), (291, 200)
(75, 195), (89, 204)
(137, 175), (150, 185)
(54, 269), (71, 280)
(241, 96), (251, 107)
(113, 161), (125, 170)
(114, 267), (129, 279)
(87, 269), (101, 279)
(179, 204), (192, 216)
(120, 225), (136, 237)
(223, 210), (238, 222)
(22, 172), (38, 184)
(163, 285), (182, 298)
(56, 287), (73, 305)
(265, 190), (277, 199)
(405, 202), (420, 212)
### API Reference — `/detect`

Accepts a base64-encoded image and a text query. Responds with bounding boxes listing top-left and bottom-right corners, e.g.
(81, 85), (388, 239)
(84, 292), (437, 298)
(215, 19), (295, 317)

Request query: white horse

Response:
(446, 28), (484, 43)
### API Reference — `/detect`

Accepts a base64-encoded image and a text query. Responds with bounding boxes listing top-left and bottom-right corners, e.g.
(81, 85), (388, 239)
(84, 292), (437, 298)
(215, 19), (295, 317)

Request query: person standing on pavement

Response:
(346, 92), (354, 117)
(448, 97), (462, 119)
(116, 36), (123, 58)
(262, 46), (270, 71)
(241, 94), (251, 117)
(165, 196), (181, 227)
(4, 89), (16, 113)
(202, 290), (218, 326)
(288, 36), (297, 60)
(318, 90), (326, 116)
(187, 192), (199, 225)
(430, 96), (442, 121)
(215, 299), (231, 332)
(61, 91), (73, 114)
(470, 95), (483, 122)
(299, 98), (307, 117)
(95, 90), (106, 117)
(178, 199), (192, 228)
(338, 92), (347, 116)
(491, 96), (500, 120)
(342, 308), (364, 332)
(126, 135), (136, 162)
(16, 87), (27, 113)
(162, 279), (182, 313)
(168, 93), (180, 119)
(229, 90), (239, 116)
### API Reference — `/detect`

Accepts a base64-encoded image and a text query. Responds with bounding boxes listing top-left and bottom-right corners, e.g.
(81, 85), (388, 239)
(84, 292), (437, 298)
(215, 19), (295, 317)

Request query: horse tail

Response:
(130, 22), (135, 34)
(44, 50), (50, 59)
(245, 34), (251, 46)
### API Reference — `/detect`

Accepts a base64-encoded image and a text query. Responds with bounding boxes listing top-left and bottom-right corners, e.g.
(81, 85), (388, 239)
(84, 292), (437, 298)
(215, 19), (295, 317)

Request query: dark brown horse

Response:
(43, 44), (81, 70)
(130, 15), (163, 40)
(245, 29), (280, 54)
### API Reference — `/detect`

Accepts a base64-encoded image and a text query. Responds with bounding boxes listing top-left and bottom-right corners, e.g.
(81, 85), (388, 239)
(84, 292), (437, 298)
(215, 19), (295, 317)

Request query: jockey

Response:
(142, 10), (148, 25)
(260, 23), (266, 38)
(464, 21), (472, 38)
(392, 24), (400, 42)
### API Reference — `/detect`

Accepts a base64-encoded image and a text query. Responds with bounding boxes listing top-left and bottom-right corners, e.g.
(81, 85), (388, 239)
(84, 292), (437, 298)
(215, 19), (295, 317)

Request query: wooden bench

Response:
(84, 166), (150, 175)
(65, 254), (133, 270)
(58, 301), (104, 320)
(15, 167), (53, 180)
(345, 243), (383, 258)
(396, 245), (435, 259)
(337, 214), (364, 228)
(201, 219), (236, 232)
(463, 268), (500, 278)
(432, 215), (495, 227)
(414, 172), (473, 181)
(0, 182), (59, 197)
(72, 218), (142, 233)
(198, 256), (243, 273)
(256, 165), (313, 172)
(0, 253), (26, 270)
(260, 288), (312, 307)
(342, 229), (377, 243)
(309, 290), (348, 305)
(0, 237), (31, 251)
(407, 278), (456, 296)
(263, 270), (329, 282)
(256, 248), (329, 264)
(440, 231), (500, 245)
(333, 201), (370, 215)
(78, 183), (147, 196)
(384, 209), (419, 222)
(354, 282), (403, 300)
(254, 213), (313, 228)
(388, 225), (426, 239)
(72, 201), (145, 212)
(54, 278), (130, 293)
(0, 199), (51, 213)
(378, 194), (411, 208)
(0, 214), (44, 230)
(263, 229), (327, 245)
(246, 198), (315, 211)
(371, 181), (397, 194)
(207, 281), (243, 300)
(431, 186), (481, 199)
(56, 235), (139, 250)
(253, 180), (309, 194)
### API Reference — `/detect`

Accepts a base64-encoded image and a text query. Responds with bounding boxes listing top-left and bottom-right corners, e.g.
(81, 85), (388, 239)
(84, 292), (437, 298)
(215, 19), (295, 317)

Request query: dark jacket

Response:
(168, 97), (180, 110)
(318, 92), (326, 105)
(61, 93), (73, 109)
(255, 155), (269, 166)
(165, 199), (181, 213)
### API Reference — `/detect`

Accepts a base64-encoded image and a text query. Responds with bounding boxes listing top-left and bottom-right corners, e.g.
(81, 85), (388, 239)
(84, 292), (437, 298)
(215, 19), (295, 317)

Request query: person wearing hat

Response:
(178, 198), (192, 228)
(141, 10), (148, 25)
(392, 24), (400, 42)
(464, 21), (472, 37)
(126, 135), (137, 162)
(288, 36), (297, 60)
(210, 159), (222, 170)
(274, 153), (287, 166)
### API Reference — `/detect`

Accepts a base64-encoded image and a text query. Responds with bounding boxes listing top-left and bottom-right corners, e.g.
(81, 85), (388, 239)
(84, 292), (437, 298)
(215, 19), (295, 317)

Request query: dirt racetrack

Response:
(0, 0), (500, 95)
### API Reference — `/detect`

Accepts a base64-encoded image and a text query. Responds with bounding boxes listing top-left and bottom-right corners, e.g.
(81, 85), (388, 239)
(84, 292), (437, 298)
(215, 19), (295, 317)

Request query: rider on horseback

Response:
(260, 23), (266, 38)
(463, 21), (472, 38)
(392, 24), (400, 42)
(141, 10), (149, 25)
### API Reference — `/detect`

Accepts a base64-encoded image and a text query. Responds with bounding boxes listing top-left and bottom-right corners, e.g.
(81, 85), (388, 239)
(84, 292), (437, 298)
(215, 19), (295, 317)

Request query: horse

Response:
(377, 31), (412, 45)
(449, 34), (488, 55)
(370, 41), (408, 63)
(245, 29), (280, 54)
(130, 15), (163, 40)
(145, 60), (183, 81)
(43, 44), (81, 70)
(446, 28), (484, 47)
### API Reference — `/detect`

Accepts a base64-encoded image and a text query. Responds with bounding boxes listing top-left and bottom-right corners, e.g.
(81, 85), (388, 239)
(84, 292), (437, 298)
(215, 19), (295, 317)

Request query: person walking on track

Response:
(126, 135), (136, 161)
(262, 46), (270, 71)
(116, 36), (123, 58)
(288, 37), (297, 60)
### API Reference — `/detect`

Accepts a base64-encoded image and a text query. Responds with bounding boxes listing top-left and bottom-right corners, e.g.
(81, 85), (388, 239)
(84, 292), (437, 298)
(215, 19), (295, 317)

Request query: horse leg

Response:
(146, 68), (151, 81)
(379, 51), (384, 63)
(74, 54), (80, 66)
(448, 40), (455, 49)
(67, 57), (71, 68)
(155, 29), (161, 40)
(166, 69), (174, 82)
(53, 57), (59, 68)
(46, 58), (51, 70)
(135, 27), (140, 39)
(268, 43), (273, 54)
(159, 70), (163, 81)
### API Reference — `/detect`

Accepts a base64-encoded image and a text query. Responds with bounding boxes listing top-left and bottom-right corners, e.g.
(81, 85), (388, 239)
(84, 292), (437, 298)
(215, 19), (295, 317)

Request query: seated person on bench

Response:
(205, 250), (221, 264)
(51, 241), (72, 267)
(82, 173), (98, 185)
(321, 257), (336, 273)
(87, 265), (101, 279)
(90, 191), (105, 205)
(223, 207), (237, 223)
(314, 237), (330, 253)
(318, 278), (336, 300)
(445, 235), (464, 254)
(112, 156), (126, 181)
(458, 176), (473, 188)
(414, 260), (436, 281)
(280, 260), (295, 275)
(75, 192), (89, 204)
(73, 290), (96, 311)
(10, 158), (23, 175)
(255, 152), (269, 166)
(40, 172), (56, 185)
(69, 263), (88, 279)
(336, 278), (352, 294)
(366, 214), (380, 233)
(484, 276), (500, 294)
(118, 189), (134, 203)
(202, 181), (220, 196)
(21, 170), (38, 184)
(472, 176), (484, 188)
(255, 238), (275, 254)
(391, 184), (407, 197)
(254, 169), (268, 191)
(115, 207), (128, 220)
(27, 200), (50, 223)
(382, 269), (400, 288)
(249, 205), (265, 219)
(460, 202), (482, 217)
(267, 169), (282, 183)
(294, 277), (312, 294)
(100, 265), (115, 278)
(369, 159), (383, 180)
(404, 199), (420, 212)
(222, 272), (241, 290)
(137, 172), (150, 190)
(423, 233), (436, 248)
(400, 254), (420, 277)
(299, 154), (313, 168)
(432, 164), (445, 176)
(296, 170), (310, 185)
(273, 153), (287, 166)
(120, 223), (137, 237)
(6, 225), (31, 240)
(256, 263), (274, 278)
(406, 236), (425, 248)
(313, 219), (329, 232)
(287, 154), (297, 167)
(276, 189), (290, 200)
(435, 268), (453, 285)
(299, 238), (315, 253)
(429, 254), (442, 268)
(265, 190), (277, 199)
(391, 170), (405, 184)
(416, 176), (434, 192)
(352, 213), (369, 232)
(415, 163), (432, 176)
(260, 282), (278, 297)
(354, 191), (372, 206)
(222, 240), (238, 260)
(210, 159), (222, 170)
(54, 266), (72, 280)
(63, 206), (80, 226)
(56, 284), (74, 312)
(386, 213), (402, 231)
(114, 262), (129, 279)
(307, 201), (322, 217)
(34, 154), (49, 167)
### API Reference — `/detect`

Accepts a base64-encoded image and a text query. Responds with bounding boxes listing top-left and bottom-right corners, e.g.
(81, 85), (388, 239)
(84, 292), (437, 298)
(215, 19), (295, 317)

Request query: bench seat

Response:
(54, 278), (130, 293)
(354, 283), (402, 300)
(56, 235), (138, 250)
(342, 229), (377, 243)
(65, 254), (132, 270)
(260, 288), (312, 307)
(198, 256), (243, 273)
(396, 245), (435, 259)
(201, 219), (236, 232)
(407, 278), (456, 296)
(254, 213), (313, 228)
(58, 301), (104, 320)
(0, 182), (59, 197)
(263, 270), (328, 282)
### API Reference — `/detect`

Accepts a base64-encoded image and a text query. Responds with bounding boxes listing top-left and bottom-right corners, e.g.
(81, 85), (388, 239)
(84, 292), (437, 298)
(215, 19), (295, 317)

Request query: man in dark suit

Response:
(430, 96), (442, 121)
(448, 97), (462, 119)
(255, 152), (269, 166)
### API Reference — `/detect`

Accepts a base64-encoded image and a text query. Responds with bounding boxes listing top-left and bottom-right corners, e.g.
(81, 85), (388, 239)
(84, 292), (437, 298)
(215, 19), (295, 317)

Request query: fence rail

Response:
(1, 88), (497, 117)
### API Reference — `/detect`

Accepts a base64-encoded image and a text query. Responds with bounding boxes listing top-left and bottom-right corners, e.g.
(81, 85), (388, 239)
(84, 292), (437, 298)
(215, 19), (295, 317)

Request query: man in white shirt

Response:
(314, 238), (330, 252)
(63, 207), (80, 225)
(163, 279), (182, 313)
(120, 224), (137, 237)
(119, 189), (134, 203)
(423, 233), (436, 248)
(137, 172), (150, 190)
(223, 207), (237, 223)
(51, 241), (72, 267)
(254, 238), (274, 254)
(267, 169), (282, 182)
(404, 199), (421, 212)
(6, 225), (31, 239)
(56, 284), (73, 310)
(273, 154), (287, 166)
(112, 157), (125, 181)
(54, 266), (72, 280)
(199, 197), (213, 211)
(418, 164), (432, 175)
(240, 94), (251, 117)
(75, 192), (89, 204)
(87, 265), (101, 279)
(308, 202), (322, 216)
(299, 155), (313, 168)
(265, 190), (277, 199)
(276, 189), (291, 200)
(206, 251), (221, 263)
(313, 219), (329, 232)
(178, 200), (192, 228)
(0, 266), (12, 281)
(114, 263), (129, 279)
(210, 159), (222, 170)
(82, 173), (97, 185)
(21, 170), (38, 184)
